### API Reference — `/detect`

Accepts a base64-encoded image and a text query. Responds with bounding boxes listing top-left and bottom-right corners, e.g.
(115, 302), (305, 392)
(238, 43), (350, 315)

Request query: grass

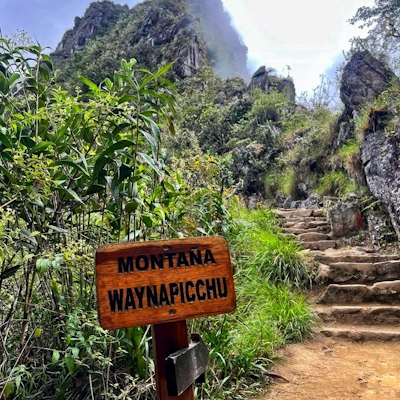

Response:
(316, 170), (357, 197)
(191, 203), (316, 399)
(228, 206), (313, 288)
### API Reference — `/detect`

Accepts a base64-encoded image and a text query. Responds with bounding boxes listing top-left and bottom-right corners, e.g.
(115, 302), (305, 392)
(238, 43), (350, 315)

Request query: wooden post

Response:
(152, 320), (194, 400)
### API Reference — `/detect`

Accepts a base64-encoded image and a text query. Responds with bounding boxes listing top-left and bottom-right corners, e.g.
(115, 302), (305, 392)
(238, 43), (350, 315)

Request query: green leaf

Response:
(92, 156), (110, 182)
(80, 76), (99, 92)
(52, 350), (60, 365)
(121, 58), (130, 73)
(119, 163), (132, 181)
(196, 227), (208, 235)
(104, 78), (113, 91)
(125, 200), (140, 213)
(71, 114), (82, 131)
(81, 127), (94, 144)
(165, 115), (176, 135)
(100, 139), (135, 157)
(0, 78), (9, 95)
(8, 72), (21, 87)
(141, 215), (153, 228)
(86, 184), (105, 195)
(71, 347), (79, 358)
(140, 129), (157, 158)
(55, 160), (89, 177)
(158, 77), (177, 92)
(34, 328), (43, 338)
(143, 116), (161, 143)
(64, 355), (75, 374)
(48, 225), (69, 234)
(0, 265), (22, 280)
(36, 258), (51, 276)
(31, 141), (54, 154)
(0, 165), (16, 183)
(57, 188), (84, 204)
(71, 147), (88, 172)
(0, 130), (13, 149)
(4, 381), (15, 398)
(111, 123), (131, 137)
(118, 95), (137, 104)
(139, 152), (163, 177)
(154, 61), (174, 78)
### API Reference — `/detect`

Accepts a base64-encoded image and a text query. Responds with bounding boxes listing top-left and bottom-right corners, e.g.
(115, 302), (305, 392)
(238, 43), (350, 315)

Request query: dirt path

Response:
(259, 335), (400, 400)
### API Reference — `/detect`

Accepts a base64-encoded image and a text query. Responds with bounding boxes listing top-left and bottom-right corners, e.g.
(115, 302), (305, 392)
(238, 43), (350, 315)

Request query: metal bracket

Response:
(165, 333), (209, 396)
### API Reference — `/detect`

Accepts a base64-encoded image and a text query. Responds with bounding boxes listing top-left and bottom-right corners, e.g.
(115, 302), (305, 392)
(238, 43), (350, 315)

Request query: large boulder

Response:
(328, 202), (363, 238)
(340, 50), (396, 112)
(332, 51), (396, 151)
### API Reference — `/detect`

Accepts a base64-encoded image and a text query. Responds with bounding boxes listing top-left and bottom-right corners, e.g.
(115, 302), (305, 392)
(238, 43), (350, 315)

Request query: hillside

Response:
(51, 0), (400, 242)
(53, 0), (250, 90)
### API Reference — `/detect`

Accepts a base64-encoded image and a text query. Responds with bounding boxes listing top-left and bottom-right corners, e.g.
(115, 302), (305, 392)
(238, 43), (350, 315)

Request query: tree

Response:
(349, 0), (400, 71)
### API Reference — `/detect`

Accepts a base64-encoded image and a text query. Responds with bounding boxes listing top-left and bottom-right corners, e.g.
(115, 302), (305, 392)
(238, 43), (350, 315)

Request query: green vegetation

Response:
(349, 0), (400, 73)
(0, 37), (315, 399)
(192, 204), (315, 398)
(228, 207), (312, 288)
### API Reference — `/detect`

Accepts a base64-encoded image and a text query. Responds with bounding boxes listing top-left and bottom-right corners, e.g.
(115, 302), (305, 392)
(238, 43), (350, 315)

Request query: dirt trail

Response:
(260, 335), (400, 400)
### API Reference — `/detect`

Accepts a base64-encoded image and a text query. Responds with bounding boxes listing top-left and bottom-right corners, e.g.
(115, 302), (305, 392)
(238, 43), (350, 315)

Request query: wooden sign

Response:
(95, 236), (236, 330)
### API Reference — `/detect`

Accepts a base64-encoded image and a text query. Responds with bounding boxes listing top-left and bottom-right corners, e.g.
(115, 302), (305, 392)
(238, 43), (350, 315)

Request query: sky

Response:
(0, 0), (374, 94)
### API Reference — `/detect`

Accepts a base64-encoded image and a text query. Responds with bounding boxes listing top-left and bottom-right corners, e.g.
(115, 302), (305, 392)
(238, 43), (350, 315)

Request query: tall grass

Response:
(192, 203), (316, 399)
(227, 206), (313, 288)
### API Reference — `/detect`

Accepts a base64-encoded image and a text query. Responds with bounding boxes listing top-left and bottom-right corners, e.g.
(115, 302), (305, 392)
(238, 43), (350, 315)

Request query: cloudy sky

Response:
(0, 0), (374, 94)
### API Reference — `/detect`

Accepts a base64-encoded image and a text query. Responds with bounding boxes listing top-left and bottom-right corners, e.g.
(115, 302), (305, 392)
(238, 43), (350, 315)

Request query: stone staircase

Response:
(275, 208), (400, 341)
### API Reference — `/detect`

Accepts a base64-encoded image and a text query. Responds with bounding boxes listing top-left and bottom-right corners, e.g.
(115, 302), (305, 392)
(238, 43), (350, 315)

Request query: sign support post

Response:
(152, 320), (194, 400)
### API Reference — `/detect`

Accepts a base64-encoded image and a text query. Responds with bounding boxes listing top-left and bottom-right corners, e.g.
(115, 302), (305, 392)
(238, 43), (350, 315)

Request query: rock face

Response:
(361, 121), (400, 239)
(53, 1), (129, 57)
(332, 50), (400, 240)
(248, 66), (296, 102)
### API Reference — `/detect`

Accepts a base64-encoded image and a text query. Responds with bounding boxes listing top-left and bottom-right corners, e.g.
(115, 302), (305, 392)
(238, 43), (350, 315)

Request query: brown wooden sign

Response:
(95, 236), (236, 330)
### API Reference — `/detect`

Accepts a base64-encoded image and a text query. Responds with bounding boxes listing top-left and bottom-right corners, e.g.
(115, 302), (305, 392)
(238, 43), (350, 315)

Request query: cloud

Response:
(221, 0), (375, 93)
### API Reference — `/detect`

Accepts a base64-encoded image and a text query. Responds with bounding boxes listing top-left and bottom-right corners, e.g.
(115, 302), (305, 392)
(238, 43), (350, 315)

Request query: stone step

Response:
(317, 260), (400, 284)
(311, 251), (399, 265)
(275, 209), (325, 219)
(282, 216), (327, 223)
(302, 241), (337, 251)
(283, 220), (329, 229)
(319, 324), (400, 341)
(298, 232), (331, 242)
(318, 281), (400, 304)
(283, 228), (324, 235)
(314, 304), (400, 325)
(307, 220), (330, 228)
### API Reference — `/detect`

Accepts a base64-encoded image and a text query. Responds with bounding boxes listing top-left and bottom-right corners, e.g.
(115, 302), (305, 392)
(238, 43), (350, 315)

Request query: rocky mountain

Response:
(52, 0), (251, 90)
(53, 1), (130, 57)
(186, 0), (250, 80)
